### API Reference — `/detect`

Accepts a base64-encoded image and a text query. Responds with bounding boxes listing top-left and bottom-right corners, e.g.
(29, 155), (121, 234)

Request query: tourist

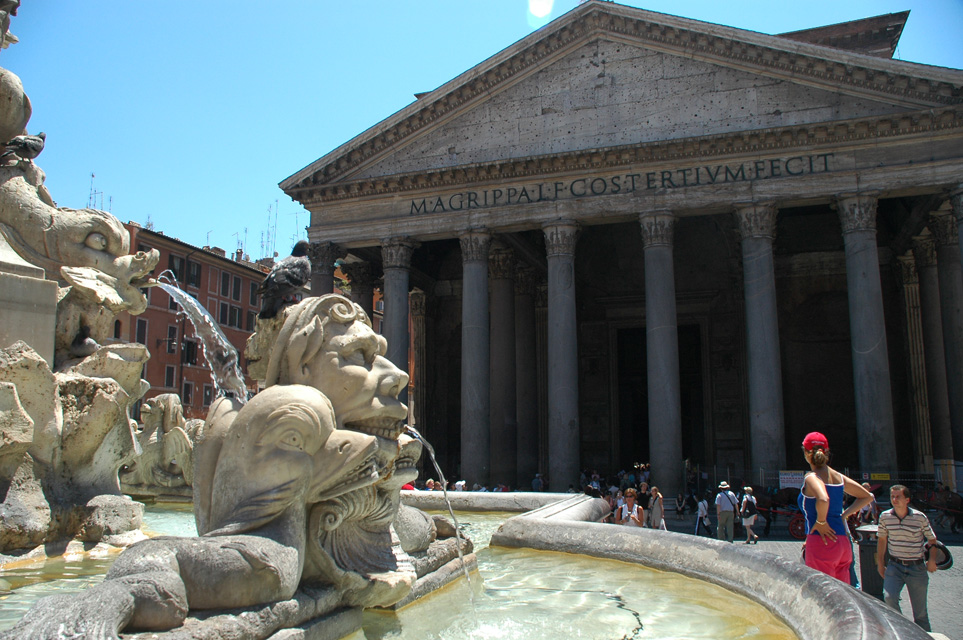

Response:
(675, 492), (686, 519)
(637, 482), (651, 512)
(531, 473), (544, 492)
(617, 488), (644, 527)
(741, 486), (759, 544)
(857, 482), (878, 525)
(648, 486), (667, 530)
(798, 432), (873, 582)
(715, 481), (738, 542)
(695, 491), (713, 537)
(877, 484), (939, 632)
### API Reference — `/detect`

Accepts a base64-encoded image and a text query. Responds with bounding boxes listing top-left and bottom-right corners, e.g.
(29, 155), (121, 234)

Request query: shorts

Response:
(804, 533), (852, 582)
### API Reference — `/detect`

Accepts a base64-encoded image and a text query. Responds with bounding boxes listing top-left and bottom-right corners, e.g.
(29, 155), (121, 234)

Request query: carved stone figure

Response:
(120, 394), (201, 498)
(247, 294), (417, 608)
(1, 384), (382, 638)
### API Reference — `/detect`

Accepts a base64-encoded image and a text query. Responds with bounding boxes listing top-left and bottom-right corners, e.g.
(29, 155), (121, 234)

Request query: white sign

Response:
(779, 470), (807, 489)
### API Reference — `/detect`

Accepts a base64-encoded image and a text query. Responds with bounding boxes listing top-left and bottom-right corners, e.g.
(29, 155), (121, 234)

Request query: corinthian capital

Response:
(340, 260), (377, 287)
(928, 211), (959, 247)
(459, 229), (491, 263)
(515, 266), (537, 297)
(542, 221), (579, 257)
(733, 202), (778, 240)
(639, 211), (675, 248)
(912, 235), (938, 269)
(950, 186), (963, 223)
(489, 247), (515, 280)
(835, 192), (879, 233)
(307, 242), (346, 271)
(896, 254), (918, 286)
(381, 237), (418, 269)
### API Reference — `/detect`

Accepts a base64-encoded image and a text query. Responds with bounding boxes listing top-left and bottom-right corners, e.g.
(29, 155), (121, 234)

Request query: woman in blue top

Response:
(798, 431), (873, 581)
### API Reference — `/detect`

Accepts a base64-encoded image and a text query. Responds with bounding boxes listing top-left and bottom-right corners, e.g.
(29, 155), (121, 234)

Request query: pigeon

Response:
(257, 240), (311, 319)
(70, 324), (99, 358)
(1, 131), (44, 162)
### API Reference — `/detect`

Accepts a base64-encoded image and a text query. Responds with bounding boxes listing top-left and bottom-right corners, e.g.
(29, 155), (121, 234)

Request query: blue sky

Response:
(4, 1), (962, 259)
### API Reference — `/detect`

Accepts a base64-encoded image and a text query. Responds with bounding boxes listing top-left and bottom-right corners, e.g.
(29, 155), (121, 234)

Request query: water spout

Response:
(403, 424), (474, 603)
(154, 273), (247, 404)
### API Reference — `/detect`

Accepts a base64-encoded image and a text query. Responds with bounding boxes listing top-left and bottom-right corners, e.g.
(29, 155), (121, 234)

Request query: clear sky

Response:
(4, 1), (962, 259)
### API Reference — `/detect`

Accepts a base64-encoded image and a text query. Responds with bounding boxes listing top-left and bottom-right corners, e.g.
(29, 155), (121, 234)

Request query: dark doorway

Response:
(616, 325), (705, 471)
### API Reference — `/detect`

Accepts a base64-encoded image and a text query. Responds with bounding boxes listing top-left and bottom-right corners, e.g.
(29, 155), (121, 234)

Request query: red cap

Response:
(802, 432), (829, 451)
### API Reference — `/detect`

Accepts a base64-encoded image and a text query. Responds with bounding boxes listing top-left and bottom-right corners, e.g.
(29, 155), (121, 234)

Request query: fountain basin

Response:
(409, 492), (930, 640)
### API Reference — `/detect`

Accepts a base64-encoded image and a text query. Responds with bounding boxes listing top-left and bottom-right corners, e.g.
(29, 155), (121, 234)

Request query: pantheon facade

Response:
(281, 2), (963, 496)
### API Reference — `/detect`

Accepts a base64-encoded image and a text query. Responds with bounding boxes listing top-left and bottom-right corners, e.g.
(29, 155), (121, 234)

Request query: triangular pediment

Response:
(281, 1), (963, 200)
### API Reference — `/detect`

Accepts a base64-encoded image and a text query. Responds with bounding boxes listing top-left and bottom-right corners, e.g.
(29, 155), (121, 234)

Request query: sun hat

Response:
(718, 481), (729, 489)
(802, 432), (829, 451)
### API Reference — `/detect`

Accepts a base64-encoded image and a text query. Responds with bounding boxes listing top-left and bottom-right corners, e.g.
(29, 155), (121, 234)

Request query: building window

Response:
(209, 268), (218, 293)
(136, 318), (148, 345)
(183, 381), (193, 406)
(229, 305), (241, 328)
(221, 271), (230, 296)
(203, 384), (214, 407)
(246, 310), (256, 332)
(232, 275), (241, 301)
(219, 302), (229, 325)
(164, 365), (175, 388)
(166, 325), (177, 354)
(113, 320), (121, 339)
(169, 290), (178, 310)
(187, 260), (202, 288)
(169, 254), (186, 284)
(182, 339), (198, 365)
(137, 243), (152, 254)
(375, 299), (384, 312)
(250, 281), (259, 306)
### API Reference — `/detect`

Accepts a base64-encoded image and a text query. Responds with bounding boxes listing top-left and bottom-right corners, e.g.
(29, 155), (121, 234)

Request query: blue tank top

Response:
(798, 476), (847, 536)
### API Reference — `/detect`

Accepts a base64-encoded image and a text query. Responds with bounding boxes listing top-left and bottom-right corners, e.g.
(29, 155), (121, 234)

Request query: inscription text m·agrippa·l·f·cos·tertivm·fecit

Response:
(409, 153), (835, 215)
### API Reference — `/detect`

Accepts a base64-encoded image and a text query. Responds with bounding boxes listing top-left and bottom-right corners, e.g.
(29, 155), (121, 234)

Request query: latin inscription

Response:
(409, 153), (834, 215)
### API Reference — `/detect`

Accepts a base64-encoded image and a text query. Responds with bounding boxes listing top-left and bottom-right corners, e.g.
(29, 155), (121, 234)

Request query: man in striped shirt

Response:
(876, 484), (938, 632)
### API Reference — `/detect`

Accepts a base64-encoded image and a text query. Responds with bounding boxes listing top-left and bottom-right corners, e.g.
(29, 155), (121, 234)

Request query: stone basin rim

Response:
(402, 491), (931, 640)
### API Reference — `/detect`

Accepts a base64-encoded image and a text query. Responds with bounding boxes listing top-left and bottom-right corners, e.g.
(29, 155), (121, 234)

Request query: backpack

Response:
(742, 498), (757, 517)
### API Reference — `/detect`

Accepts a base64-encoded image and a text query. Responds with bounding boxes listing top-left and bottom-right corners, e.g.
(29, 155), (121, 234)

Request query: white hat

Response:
(718, 481), (729, 489)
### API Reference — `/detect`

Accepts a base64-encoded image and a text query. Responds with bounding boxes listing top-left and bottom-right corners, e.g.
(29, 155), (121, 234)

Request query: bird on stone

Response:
(1, 131), (44, 162)
(70, 324), (99, 358)
(257, 240), (311, 319)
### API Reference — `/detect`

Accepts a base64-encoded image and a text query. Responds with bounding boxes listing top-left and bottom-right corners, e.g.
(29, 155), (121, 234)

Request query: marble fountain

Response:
(0, 8), (934, 640)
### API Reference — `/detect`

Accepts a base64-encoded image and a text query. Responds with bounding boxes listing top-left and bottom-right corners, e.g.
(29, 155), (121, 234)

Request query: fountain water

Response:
(154, 274), (247, 403)
(404, 424), (474, 602)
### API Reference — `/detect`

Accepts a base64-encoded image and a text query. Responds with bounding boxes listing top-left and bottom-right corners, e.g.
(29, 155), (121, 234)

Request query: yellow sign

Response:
(870, 473), (891, 481)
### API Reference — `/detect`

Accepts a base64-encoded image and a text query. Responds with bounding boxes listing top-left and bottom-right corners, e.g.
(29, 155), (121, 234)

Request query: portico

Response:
(281, 2), (963, 495)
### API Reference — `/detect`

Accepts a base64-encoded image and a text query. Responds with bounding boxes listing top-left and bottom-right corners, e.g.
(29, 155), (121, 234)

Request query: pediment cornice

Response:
(291, 105), (963, 207)
(281, 1), (963, 197)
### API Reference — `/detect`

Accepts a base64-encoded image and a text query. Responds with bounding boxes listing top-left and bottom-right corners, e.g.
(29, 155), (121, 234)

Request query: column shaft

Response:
(930, 211), (963, 471)
(341, 261), (376, 321)
(734, 203), (786, 473)
(640, 212), (684, 499)
(913, 238), (952, 472)
(307, 242), (345, 296)
(837, 194), (897, 473)
(515, 267), (539, 487)
(460, 230), (491, 486)
(543, 222), (580, 492)
(382, 238), (416, 404)
(489, 247), (517, 487)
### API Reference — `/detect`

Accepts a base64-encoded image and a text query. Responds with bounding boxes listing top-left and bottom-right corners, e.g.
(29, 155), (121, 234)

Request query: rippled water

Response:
(0, 507), (796, 639)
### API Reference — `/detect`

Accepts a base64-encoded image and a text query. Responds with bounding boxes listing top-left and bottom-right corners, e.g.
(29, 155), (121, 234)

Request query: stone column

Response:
(410, 289), (427, 436)
(543, 221), (580, 492)
(929, 210), (963, 473)
(897, 253), (934, 472)
(535, 281), (549, 481)
(307, 241), (345, 296)
(734, 202), (786, 473)
(340, 261), (377, 321)
(836, 193), (898, 473)
(639, 211), (684, 498)
(460, 230), (491, 486)
(913, 237), (952, 474)
(515, 266), (539, 487)
(381, 237), (417, 404)
(489, 246), (517, 487)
